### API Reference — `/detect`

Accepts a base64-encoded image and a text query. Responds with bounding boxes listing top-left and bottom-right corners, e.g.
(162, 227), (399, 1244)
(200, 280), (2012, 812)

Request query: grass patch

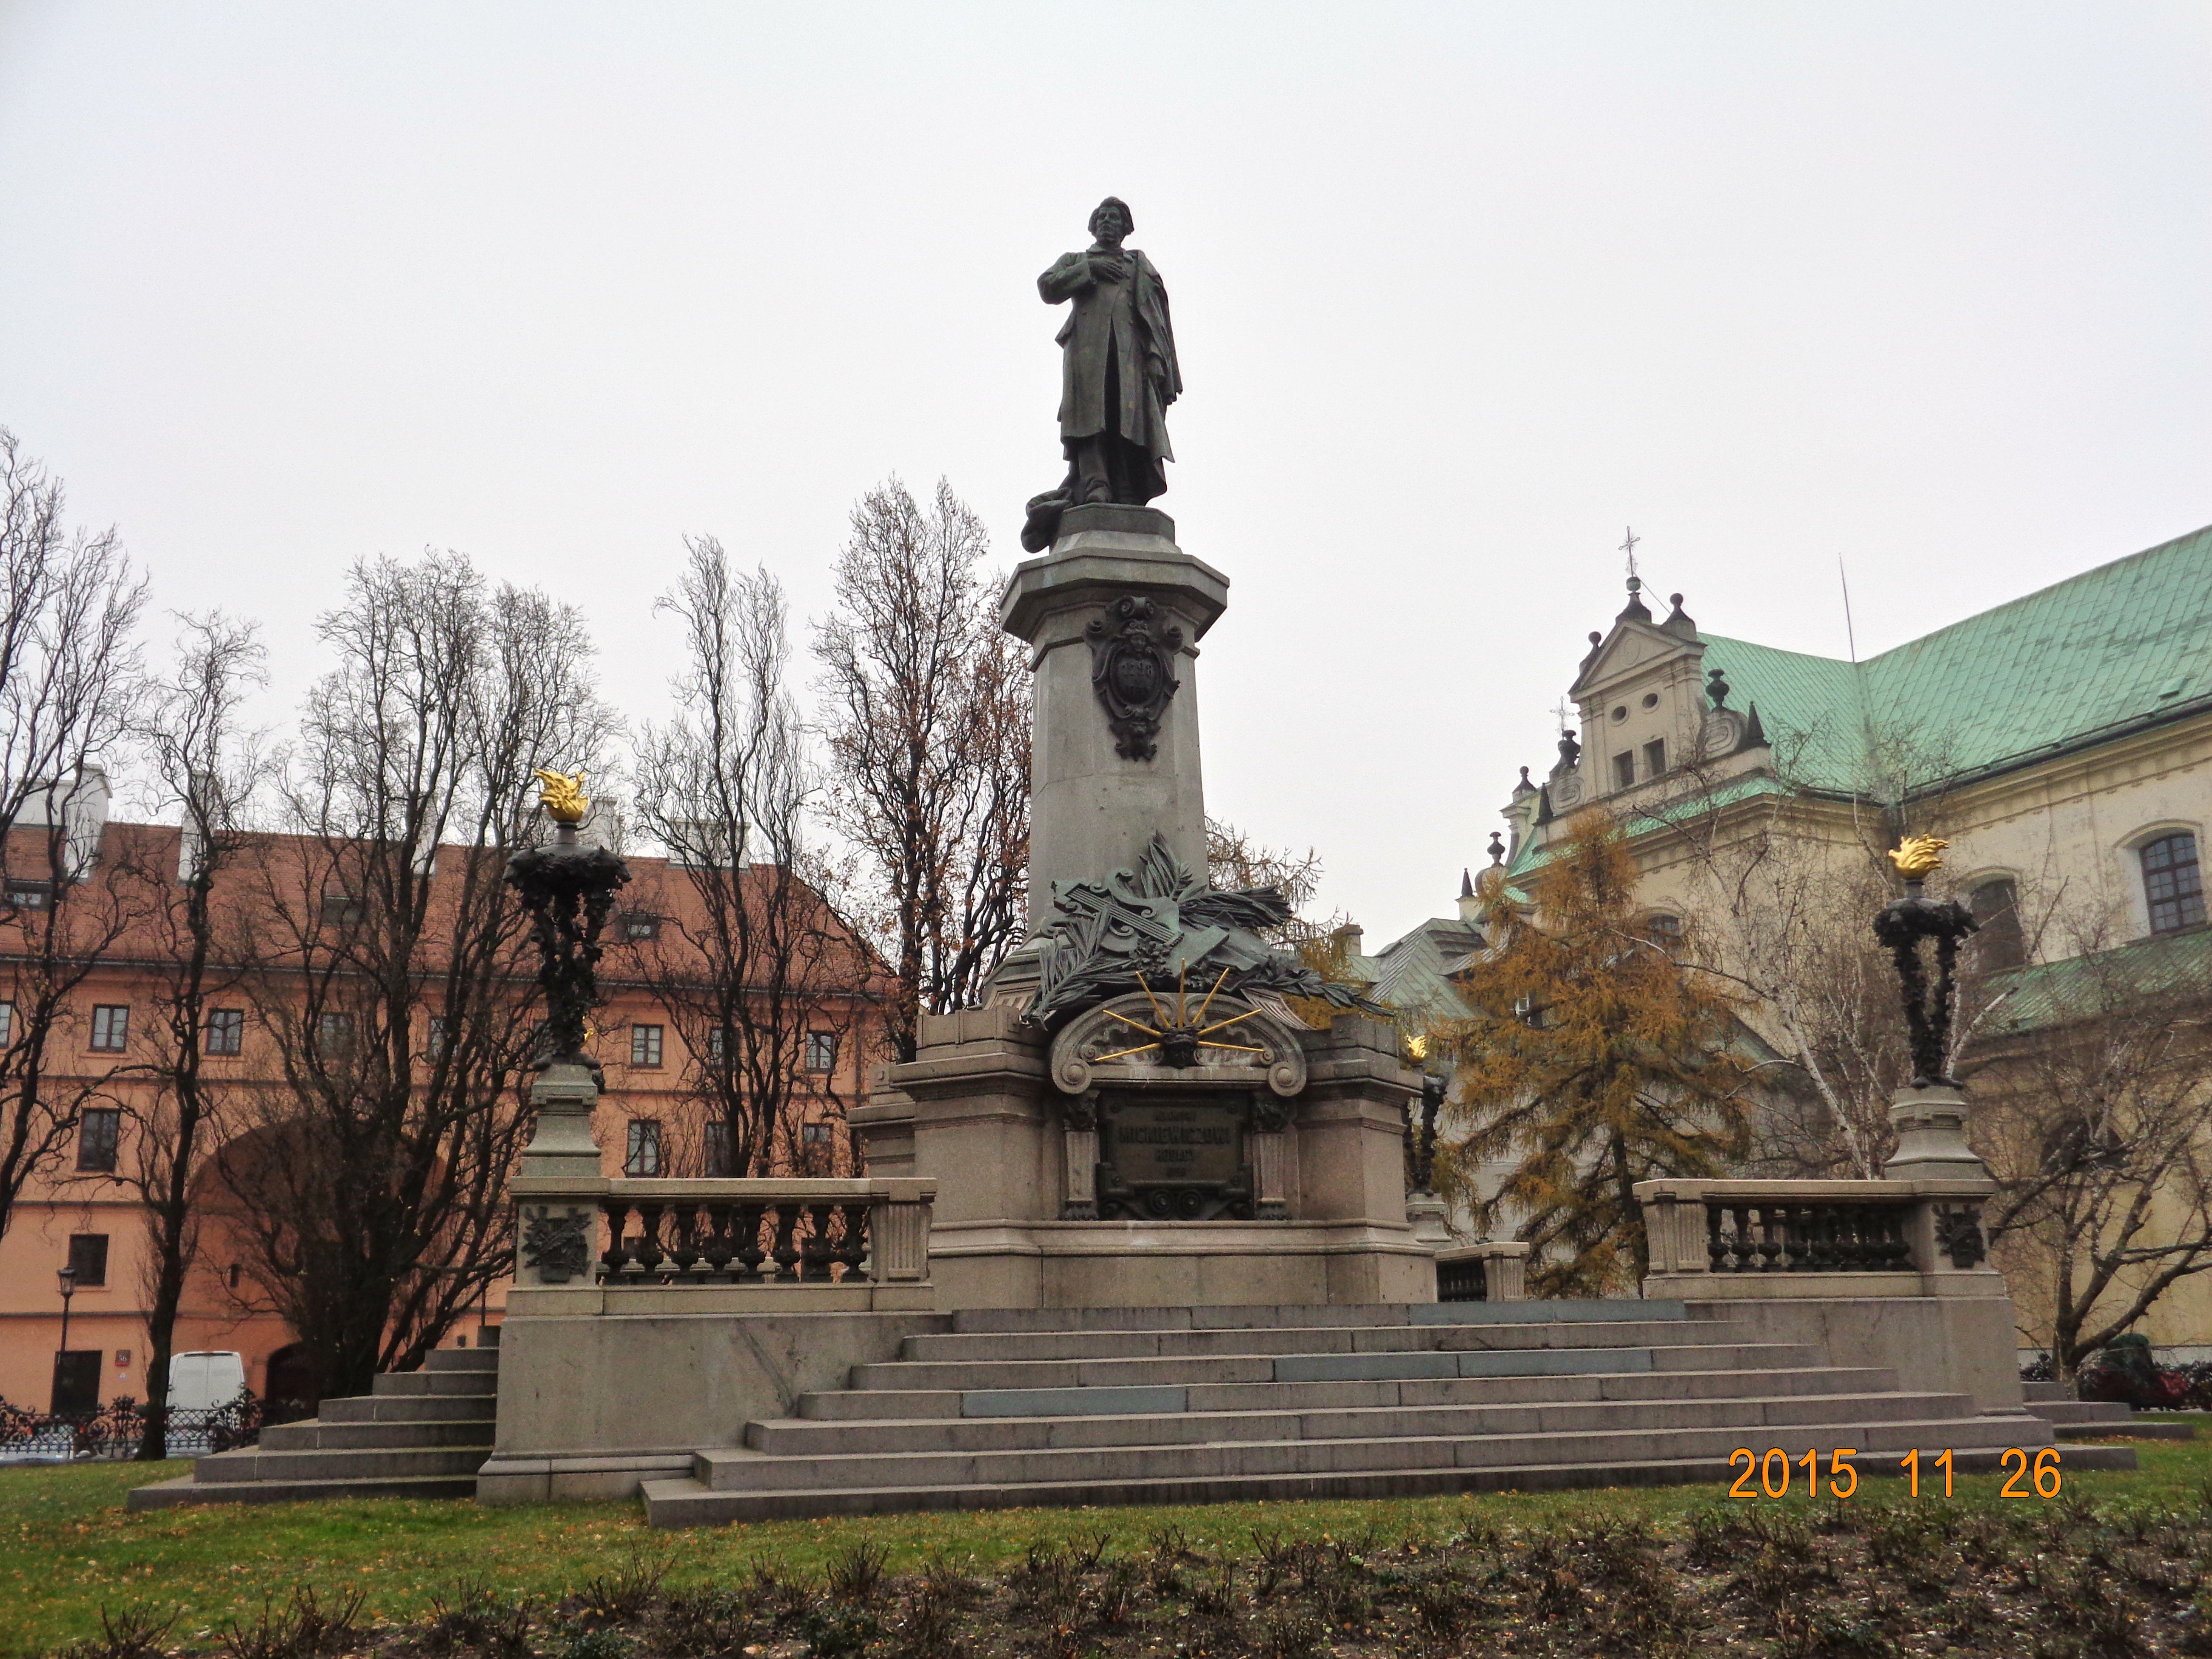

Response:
(4, 1423), (2207, 1656)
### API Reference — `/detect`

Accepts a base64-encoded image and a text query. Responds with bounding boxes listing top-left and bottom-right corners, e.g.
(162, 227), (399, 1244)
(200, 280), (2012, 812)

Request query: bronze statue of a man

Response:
(1022, 197), (1182, 552)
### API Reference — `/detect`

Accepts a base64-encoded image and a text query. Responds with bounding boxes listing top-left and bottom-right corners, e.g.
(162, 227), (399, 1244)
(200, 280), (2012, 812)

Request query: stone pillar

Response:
(1884, 1084), (1991, 1182)
(999, 504), (1228, 927)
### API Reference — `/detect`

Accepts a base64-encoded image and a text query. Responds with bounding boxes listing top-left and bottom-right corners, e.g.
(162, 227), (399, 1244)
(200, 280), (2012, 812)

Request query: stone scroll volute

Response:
(1048, 991), (1307, 1099)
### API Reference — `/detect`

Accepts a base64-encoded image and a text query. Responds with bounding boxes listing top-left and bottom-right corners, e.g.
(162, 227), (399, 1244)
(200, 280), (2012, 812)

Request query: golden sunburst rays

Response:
(1088, 971), (1267, 1063)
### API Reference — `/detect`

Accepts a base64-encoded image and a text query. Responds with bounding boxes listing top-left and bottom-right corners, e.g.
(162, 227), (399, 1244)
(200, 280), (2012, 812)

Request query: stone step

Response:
(2051, 1416), (2199, 1441)
(321, 1392), (502, 1424)
(424, 1346), (501, 1373)
(641, 1438), (2139, 1526)
(260, 1416), (495, 1452)
(899, 1319), (1711, 1362)
(372, 1369), (500, 1398)
(796, 1362), (1903, 1422)
(2024, 1399), (2132, 1426)
(944, 1299), (1687, 1334)
(128, 1471), (481, 1510)
(695, 1412), (2049, 1495)
(2022, 1380), (2071, 1403)
(748, 1389), (1982, 1456)
(850, 1340), (1821, 1394)
(192, 1443), (491, 1484)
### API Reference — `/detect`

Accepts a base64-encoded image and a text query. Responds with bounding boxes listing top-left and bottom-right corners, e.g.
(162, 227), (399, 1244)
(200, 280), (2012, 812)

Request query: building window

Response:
(630, 1024), (665, 1068)
(2142, 833), (2205, 936)
(1644, 913), (1683, 954)
(204, 1008), (245, 1056)
(704, 1121), (734, 1177)
(708, 1026), (731, 1065)
(0, 1000), (13, 1048)
(1642, 739), (1667, 779)
(77, 1108), (120, 1173)
(89, 1005), (129, 1052)
(319, 892), (365, 925)
(1969, 879), (2025, 970)
(1612, 752), (1635, 791)
(801, 1121), (834, 1144)
(621, 913), (662, 943)
(67, 1234), (109, 1287)
(805, 1031), (839, 1073)
(316, 1012), (354, 1059)
(425, 1016), (449, 1059)
(625, 1119), (663, 1176)
(6, 879), (53, 911)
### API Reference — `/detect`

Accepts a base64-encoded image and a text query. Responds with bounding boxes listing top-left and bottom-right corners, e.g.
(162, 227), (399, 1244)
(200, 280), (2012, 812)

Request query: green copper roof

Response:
(1982, 927), (2212, 1036)
(1701, 524), (2212, 797)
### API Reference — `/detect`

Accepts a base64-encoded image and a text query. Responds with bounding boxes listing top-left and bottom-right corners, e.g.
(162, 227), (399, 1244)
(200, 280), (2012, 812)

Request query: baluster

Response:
(1707, 1204), (1729, 1272)
(836, 1203), (870, 1281)
(600, 1200), (633, 1281)
(1781, 1205), (1812, 1270)
(1806, 1205), (1835, 1271)
(669, 1204), (702, 1279)
(770, 1204), (803, 1281)
(1751, 1207), (1781, 1272)
(634, 1202), (667, 1278)
(802, 1204), (837, 1281)
(1879, 1207), (1912, 1270)
(735, 1204), (768, 1281)
(700, 1204), (737, 1281)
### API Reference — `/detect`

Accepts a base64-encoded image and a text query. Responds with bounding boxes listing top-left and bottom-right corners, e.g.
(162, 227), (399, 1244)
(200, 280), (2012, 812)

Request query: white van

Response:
(166, 1352), (247, 1412)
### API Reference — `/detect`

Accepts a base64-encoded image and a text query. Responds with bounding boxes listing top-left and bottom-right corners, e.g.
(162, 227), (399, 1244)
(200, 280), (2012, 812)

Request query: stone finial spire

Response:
(1460, 866), (1475, 899)
(1487, 831), (1506, 865)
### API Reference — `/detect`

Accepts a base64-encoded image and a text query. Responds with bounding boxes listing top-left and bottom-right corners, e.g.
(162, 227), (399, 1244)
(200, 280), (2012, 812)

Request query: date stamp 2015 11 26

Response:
(1728, 1447), (2063, 1501)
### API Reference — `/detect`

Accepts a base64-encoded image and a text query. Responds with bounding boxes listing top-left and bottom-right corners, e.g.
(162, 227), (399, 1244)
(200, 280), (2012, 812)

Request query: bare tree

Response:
(109, 614), (269, 1456)
(629, 540), (876, 1177)
(814, 478), (1029, 1061)
(216, 553), (611, 1398)
(0, 431), (146, 1242)
(1971, 925), (2212, 1378)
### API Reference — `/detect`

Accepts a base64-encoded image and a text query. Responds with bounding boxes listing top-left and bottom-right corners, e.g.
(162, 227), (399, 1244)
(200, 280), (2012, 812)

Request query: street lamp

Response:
(52, 1264), (77, 1416)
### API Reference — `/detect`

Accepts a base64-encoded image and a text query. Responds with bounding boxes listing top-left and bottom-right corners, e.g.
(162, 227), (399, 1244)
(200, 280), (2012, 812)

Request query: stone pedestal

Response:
(1000, 505), (1227, 928)
(854, 1004), (1433, 1309)
(519, 1062), (605, 1181)
(1885, 1085), (1991, 1182)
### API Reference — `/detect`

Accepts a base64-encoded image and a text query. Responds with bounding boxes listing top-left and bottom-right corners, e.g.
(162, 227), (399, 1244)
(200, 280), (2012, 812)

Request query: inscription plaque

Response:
(1110, 1102), (1242, 1185)
(1096, 1093), (1255, 1221)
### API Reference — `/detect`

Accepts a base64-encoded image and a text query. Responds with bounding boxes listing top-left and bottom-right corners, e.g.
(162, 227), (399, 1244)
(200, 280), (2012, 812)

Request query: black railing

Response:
(0, 1390), (264, 1462)
(1436, 1255), (1490, 1302)
(1705, 1202), (1912, 1272)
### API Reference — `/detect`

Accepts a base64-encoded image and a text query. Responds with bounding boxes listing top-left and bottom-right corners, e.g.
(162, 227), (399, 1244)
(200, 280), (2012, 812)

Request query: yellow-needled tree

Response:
(1438, 809), (1752, 1296)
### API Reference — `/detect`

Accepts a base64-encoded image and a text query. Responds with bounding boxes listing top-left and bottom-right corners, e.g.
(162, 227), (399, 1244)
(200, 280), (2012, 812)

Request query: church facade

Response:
(1382, 522), (2212, 1356)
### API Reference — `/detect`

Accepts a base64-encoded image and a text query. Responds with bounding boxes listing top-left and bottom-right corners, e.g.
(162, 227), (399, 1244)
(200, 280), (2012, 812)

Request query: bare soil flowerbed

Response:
(43, 1492), (2212, 1659)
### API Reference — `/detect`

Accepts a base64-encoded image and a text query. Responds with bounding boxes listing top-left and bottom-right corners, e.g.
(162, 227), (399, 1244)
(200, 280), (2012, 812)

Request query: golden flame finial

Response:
(534, 768), (590, 826)
(1887, 834), (1948, 882)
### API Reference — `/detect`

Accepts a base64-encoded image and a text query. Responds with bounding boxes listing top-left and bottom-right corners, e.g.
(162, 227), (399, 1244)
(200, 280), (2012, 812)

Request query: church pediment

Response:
(1570, 620), (1704, 699)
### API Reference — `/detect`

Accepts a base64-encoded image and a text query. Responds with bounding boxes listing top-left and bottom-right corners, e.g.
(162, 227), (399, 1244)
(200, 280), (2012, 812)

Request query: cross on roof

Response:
(1620, 526), (1641, 578)
(1553, 697), (1574, 735)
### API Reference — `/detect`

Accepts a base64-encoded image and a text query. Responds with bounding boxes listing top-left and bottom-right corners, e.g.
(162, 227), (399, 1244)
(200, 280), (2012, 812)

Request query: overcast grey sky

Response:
(2, 2), (2207, 942)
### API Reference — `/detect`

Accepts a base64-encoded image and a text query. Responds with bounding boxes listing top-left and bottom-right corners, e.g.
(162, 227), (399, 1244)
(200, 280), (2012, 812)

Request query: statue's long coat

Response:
(1039, 247), (1181, 465)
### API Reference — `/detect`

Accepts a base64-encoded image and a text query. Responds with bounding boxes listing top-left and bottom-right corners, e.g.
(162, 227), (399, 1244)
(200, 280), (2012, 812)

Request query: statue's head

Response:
(1088, 196), (1133, 245)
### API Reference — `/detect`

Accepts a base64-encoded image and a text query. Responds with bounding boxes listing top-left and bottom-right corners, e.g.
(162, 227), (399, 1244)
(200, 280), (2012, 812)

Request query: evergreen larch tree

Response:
(1439, 809), (1752, 1296)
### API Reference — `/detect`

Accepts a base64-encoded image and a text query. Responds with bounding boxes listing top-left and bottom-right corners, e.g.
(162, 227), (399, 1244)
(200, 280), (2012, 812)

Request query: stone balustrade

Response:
(1434, 1240), (1530, 1303)
(1635, 1176), (1995, 1298)
(508, 1176), (937, 1311)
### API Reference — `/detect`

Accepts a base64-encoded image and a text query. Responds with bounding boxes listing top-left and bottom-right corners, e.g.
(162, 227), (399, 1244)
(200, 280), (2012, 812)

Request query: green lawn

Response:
(4, 1425), (2208, 1656)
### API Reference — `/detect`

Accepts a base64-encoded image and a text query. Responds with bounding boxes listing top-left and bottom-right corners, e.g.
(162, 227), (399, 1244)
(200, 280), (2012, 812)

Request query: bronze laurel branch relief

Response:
(521, 1205), (593, 1284)
(1086, 595), (1183, 760)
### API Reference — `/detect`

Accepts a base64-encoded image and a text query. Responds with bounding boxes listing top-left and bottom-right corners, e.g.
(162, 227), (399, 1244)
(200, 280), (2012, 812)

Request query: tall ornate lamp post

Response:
(1875, 835), (1990, 1184)
(52, 1264), (77, 1413)
(506, 769), (629, 1184)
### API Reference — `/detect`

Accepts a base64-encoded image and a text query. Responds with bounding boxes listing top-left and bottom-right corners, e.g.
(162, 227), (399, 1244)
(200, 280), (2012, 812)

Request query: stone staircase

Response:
(2022, 1379), (2198, 1442)
(127, 1330), (498, 1510)
(643, 1301), (2131, 1526)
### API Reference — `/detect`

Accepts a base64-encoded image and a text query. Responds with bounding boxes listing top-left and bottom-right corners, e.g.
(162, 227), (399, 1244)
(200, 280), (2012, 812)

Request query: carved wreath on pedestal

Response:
(1049, 988), (1308, 1098)
(1086, 596), (1183, 762)
(520, 1204), (593, 1284)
